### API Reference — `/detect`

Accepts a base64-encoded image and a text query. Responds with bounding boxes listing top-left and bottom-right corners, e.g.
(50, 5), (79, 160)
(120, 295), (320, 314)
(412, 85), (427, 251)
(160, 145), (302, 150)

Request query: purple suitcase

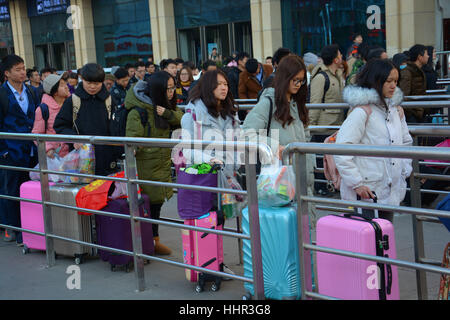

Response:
(316, 213), (400, 300)
(96, 195), (154, 272)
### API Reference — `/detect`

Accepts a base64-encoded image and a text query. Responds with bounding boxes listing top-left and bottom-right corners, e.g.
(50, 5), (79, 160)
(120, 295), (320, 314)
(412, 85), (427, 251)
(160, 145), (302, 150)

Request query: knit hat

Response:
(303, 52), (319, 67)
(43, 74), (63, 95)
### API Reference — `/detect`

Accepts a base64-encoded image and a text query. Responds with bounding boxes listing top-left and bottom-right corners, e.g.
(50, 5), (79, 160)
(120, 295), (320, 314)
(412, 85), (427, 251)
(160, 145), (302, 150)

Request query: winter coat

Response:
(0, 82), (39, 165)
(53, 84), (121, 176)
(125, 80), (183, 205)
(399, 62), (427, 122)
(110, 82), (129, 109)
(225, 67), (242, 99)
(32, 94), (69, 157)
(180, 98), (241, 176)
(241, 87), (315, 188)
(335, 86), (413, 206)
(422, 64), (440, 90)
(309, 64), (346, 126)
(238, 64), (273, 99)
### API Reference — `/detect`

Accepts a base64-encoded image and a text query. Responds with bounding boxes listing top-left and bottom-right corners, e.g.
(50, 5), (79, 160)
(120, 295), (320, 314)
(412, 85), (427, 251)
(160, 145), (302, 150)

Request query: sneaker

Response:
(3, 229), (16, 242)
(222, 264), (235, 281)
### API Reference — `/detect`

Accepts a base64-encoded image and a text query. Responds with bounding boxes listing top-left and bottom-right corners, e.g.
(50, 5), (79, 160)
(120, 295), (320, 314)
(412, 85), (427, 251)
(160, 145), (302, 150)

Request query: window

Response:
(174, 0), (250, 29)
(281, 0), (386, 56)
(92, 0), (153, 67)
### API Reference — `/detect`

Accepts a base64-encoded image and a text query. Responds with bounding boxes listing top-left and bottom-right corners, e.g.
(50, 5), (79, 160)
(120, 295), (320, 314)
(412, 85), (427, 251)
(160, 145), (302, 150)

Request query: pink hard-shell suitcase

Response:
(20, 181), (55, 251)
(181, 211), (224, 292)
(316, 213), (400, 300)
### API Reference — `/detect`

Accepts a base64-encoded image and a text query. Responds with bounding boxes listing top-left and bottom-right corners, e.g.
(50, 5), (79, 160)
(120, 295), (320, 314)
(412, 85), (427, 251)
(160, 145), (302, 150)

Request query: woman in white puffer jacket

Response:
(335, 59), (413, 222)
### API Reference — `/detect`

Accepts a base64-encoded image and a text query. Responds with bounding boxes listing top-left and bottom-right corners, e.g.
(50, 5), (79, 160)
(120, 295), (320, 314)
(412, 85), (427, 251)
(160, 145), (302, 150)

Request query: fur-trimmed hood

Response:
(343, 85), (404, 109)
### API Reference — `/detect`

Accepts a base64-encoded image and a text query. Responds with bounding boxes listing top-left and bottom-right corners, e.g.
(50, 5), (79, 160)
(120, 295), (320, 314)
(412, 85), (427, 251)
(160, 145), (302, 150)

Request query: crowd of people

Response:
(0, 33), (445, 253)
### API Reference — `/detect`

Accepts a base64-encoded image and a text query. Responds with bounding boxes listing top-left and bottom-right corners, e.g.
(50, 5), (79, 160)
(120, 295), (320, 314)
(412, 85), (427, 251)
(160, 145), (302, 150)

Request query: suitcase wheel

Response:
(111, 265), (116, 272)
(74, 255), (84, 265)
(211, 281), (220, 292)
(195, 284), (204, 293)
(242, 293), (252, 300)
(22, 245), (30, 255)
(125, 262), (133, 273)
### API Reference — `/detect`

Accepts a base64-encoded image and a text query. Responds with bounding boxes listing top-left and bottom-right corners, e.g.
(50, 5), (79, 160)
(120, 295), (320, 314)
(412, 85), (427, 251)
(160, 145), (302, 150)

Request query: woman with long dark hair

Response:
(242, 55), (314, 176)
(335, 59), (413, 222)
(125, 71), (183, 255)
(180, 69), (241, 175)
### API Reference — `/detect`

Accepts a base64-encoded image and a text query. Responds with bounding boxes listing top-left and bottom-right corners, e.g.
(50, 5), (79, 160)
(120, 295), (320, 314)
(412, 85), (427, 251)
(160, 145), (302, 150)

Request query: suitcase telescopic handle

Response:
(350, 192), (378, 220)
(385, 254), (393, 295)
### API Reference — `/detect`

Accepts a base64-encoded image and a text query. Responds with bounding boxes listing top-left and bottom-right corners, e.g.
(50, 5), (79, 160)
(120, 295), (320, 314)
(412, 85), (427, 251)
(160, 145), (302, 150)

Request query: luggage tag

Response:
(356, 192), (378, 220)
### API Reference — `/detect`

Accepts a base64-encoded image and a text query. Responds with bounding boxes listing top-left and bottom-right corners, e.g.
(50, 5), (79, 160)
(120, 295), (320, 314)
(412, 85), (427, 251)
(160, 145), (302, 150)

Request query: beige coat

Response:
(309, 64), (345, 126)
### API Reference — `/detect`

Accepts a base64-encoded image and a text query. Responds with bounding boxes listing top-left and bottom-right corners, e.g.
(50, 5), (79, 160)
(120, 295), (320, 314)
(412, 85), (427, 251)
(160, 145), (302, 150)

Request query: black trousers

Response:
(150, 203), (163, 237)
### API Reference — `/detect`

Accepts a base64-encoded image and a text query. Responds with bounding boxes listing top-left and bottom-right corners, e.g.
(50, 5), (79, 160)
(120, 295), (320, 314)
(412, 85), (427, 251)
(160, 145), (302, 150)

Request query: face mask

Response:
(400, 65), (407, 70)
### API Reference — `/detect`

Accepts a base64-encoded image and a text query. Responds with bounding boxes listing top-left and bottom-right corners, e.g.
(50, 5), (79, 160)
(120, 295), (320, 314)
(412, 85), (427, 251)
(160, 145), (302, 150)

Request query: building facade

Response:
(2, 0), (449, 70)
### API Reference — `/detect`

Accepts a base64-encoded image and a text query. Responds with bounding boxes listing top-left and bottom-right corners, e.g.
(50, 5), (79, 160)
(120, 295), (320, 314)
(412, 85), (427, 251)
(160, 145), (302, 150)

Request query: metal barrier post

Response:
(294, 152), (313, 300)
(37, 140), (55, 268)
(245, 147), (265, 300)
(410, 137), (428, 300)
(124, 144), (146, 292)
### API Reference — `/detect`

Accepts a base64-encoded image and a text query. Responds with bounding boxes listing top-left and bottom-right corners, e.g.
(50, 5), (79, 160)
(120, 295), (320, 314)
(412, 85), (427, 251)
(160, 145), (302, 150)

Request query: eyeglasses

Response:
(167, 87), (176, 92)
(292, 78), (307, 87)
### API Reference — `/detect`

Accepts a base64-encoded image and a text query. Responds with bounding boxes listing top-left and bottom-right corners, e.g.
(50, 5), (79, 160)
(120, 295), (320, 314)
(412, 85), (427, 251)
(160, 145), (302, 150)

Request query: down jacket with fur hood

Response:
(334, 85), (413, 206)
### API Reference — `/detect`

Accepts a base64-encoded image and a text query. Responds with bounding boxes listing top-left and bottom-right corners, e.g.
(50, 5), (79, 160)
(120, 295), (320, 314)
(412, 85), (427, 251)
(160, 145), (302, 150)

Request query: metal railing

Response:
(1, 128), (449, 300)
(282, 141), (450, 300)
(0, 133), (272, 299)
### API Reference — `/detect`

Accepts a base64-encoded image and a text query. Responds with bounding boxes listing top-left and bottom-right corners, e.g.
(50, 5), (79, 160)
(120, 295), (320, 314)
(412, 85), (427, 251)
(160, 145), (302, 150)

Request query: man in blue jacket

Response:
(0, 55), (39, 244)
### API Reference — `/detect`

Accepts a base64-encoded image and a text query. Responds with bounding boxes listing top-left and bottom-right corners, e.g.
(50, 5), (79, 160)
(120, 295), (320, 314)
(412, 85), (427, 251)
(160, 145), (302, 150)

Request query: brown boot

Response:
(154, 236), (172, 255)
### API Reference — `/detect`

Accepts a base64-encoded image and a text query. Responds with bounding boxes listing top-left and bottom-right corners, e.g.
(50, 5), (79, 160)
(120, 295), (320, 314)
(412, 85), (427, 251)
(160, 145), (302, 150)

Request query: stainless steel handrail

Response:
(282, 142), (450, 300)
(0, 133), (273, 299)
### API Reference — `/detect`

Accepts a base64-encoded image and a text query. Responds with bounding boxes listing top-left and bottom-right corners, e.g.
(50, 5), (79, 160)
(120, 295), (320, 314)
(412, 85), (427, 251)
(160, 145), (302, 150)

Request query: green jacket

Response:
(125, 81), (183, 204)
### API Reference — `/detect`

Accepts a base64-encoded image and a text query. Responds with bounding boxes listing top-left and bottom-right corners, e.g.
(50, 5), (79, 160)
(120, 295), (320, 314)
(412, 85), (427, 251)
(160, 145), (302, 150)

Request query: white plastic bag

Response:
(30, 156), (65, 182)
(257, 163), (296, 207)
(219, 170), (247, 219)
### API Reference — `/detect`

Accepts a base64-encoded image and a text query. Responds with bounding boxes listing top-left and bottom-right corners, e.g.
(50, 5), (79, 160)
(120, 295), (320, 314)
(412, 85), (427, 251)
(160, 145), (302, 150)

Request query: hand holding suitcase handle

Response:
(344, 192), (378, 220)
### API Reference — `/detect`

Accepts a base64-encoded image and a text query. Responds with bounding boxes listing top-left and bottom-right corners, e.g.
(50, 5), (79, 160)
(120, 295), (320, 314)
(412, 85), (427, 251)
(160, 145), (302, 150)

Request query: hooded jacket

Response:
(335, 86), (413, 206)
(32, 93), (69, 157)
(125, 80), (183, 204)
(180, 98), (241, 176)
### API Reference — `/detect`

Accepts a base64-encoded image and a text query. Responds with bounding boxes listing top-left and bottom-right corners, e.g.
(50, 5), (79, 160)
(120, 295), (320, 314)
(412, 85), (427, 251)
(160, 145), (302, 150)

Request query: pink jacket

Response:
(32, 94), (70, 157)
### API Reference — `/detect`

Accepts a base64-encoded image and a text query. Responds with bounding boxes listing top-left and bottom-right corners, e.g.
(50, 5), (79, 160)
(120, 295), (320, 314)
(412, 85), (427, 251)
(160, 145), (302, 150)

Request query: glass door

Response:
(178, 28), (202, 67)
(52, 42), (66, 71)
(205, 24), (230, 63)
(35, 44), (50, 70)
(234, 22), (252, 55)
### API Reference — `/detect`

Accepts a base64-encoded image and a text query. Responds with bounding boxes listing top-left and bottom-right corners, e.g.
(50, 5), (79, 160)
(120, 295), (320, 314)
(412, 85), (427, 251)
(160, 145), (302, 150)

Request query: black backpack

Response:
(110, 105), (150, 137)
(307, 70), (330, 103)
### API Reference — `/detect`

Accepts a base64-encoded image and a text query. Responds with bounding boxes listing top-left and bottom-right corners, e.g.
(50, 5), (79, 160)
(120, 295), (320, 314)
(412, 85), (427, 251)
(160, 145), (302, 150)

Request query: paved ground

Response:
(0, 194), (448, 300)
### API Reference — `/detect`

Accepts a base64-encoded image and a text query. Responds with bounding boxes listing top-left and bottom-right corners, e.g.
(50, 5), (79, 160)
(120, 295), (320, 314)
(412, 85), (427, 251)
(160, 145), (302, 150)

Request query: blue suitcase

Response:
(242, 205), (306, 300)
